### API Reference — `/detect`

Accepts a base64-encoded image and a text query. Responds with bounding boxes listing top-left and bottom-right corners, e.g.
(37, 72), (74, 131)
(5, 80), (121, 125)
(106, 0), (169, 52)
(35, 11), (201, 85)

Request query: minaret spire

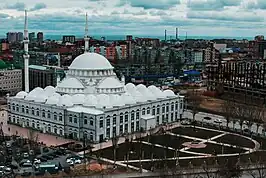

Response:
(23, 10), (30, 92)
(84, 13), (90, 53)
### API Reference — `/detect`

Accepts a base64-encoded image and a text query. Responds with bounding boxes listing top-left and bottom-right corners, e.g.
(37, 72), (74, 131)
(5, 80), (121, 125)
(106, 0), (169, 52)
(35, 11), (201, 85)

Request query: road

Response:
(183, 110), (264, 135)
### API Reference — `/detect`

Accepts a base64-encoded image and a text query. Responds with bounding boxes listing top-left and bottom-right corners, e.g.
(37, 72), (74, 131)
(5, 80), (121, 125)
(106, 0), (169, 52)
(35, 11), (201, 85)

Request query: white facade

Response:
(7, 52), (184, 142)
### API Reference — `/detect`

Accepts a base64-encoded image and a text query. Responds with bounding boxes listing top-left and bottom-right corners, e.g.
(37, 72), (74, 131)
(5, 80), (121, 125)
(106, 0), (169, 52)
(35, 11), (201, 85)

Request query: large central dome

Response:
(69, 53), (114, 70)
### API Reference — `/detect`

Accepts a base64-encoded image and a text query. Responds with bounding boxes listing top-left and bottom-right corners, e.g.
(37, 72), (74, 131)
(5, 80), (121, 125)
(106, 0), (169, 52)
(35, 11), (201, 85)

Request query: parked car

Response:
(214, 118), (222, 124)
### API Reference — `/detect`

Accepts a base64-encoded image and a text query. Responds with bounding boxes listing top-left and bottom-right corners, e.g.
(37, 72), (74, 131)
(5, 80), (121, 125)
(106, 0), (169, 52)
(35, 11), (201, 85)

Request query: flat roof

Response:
(67, 106), (104, 115)
(29, 65), (47, 71)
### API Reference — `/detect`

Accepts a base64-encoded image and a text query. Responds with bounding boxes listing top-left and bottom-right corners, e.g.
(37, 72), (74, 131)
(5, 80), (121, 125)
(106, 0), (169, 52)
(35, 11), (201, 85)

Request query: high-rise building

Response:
(6, 32), (17, 43)
(16, 32), (23, 42)
(62, 35), (75, 43)
(29, 32), (35, 42)
(24, 65), (57, 91)
(37, 32), (44, 42)
(258, 41), (266, 59)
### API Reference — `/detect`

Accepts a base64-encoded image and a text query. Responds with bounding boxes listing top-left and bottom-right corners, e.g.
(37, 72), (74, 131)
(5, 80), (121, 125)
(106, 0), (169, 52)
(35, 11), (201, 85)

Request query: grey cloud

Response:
(246, 0), (266, 9)
(6, 2), (25, 11)
(0, 13), (9, 19)
(187, 0), (242, 11)
(187, 11), (264, 22)
(30, 3), (47, 11)
(149, 10), (167, 16)
(117, 0), (180, 9)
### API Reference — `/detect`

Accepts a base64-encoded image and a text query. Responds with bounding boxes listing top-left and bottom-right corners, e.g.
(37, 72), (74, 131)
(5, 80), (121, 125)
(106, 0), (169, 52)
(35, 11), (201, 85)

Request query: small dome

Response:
(34, 95), (48, 103)
(72, 94), (85, 105)
(46, 93), (61, 105)
(69, 53), (113, 70)
(136, 84), (156, 101)
(44, 86), (56, 97)
(125, 83), (136, 91)
(83, 94), (98, 107)
(25, 87), (44, 101)
(57, 78), (84, 89)
(122, 93), (136, 105)
(97, 77), (123, 89)
(15, 91), (28, 99)
(57, 94), (73, 107)
(163, 90), (176, 97)
(128, 90), (147, 103)
(110, 94), (125, 107)
(97, 94), (112, 108)
(148, 85), (165, 99)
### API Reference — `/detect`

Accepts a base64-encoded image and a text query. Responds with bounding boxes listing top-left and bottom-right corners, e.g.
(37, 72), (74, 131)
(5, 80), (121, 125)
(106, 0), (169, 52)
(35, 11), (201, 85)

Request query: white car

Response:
(214, 118), (222, 124)
(66, 159), (74, 166)
(74, 159), (81, 164)
(34, 158), (41, 164)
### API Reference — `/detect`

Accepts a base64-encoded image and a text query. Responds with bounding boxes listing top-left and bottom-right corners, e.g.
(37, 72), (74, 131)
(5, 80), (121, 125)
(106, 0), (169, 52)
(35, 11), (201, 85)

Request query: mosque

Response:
(7, 12), (184, 142)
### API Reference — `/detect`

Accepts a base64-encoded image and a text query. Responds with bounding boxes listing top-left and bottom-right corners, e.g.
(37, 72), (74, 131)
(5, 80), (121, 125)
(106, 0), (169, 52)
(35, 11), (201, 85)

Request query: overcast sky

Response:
(0, 0), (266, 38)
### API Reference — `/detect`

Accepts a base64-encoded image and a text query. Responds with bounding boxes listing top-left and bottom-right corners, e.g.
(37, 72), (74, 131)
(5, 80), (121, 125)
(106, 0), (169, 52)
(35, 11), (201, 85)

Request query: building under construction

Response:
(206, 60), (266, 105)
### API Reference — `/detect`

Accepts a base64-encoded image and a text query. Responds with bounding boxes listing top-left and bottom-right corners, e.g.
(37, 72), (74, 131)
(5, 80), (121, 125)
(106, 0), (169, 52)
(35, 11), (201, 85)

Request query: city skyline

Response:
(0, 0), (266, 37)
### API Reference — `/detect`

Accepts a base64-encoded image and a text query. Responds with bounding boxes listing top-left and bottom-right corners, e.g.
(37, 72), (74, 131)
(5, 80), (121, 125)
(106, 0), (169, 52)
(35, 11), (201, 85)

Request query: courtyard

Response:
(92, 125), (261, 172)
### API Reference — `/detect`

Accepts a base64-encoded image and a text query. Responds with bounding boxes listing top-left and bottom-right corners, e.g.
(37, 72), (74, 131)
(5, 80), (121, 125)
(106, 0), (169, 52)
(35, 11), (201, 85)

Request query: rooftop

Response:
(29, 65), (47, 71)
(67, 106), (104, 115)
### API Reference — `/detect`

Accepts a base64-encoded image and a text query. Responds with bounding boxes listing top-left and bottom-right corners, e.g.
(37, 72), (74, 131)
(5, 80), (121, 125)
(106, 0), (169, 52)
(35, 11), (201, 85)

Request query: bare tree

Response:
(111, 135), (119, 169)
(186, 90), (203, 123)
(221, 99), (235, 129)
(246, 157), (266, 178)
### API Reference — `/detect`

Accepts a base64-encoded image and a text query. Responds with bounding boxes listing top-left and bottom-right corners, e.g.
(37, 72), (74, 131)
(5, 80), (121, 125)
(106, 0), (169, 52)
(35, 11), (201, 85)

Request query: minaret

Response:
(23, 10), (30, 92)
(84, 13), (90, 53)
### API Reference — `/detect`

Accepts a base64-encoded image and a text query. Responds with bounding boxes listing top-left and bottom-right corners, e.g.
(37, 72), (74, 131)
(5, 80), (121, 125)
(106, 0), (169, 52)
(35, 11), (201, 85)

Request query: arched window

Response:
(106, 115), (110, 127)
(120, 113), (123, 124)
(152, 106), (156, 115)
(142, 108), (145, 115)
(89, 117), (94, 126)
(147, 107), (150, 114)
(166, 103), (169, 112)
(21, 105), (25, 113)
(136, 109), (140, 120)
(125, 112), (129, 122)
(47, 110), (51, 118)
(59, 113), (62, 121)
(16, 104), (19, 112)
(12, 103), (15, 111)
(74, 115), (77, 123)
(42, 109), (46, 118)
(31, 107), (34, 115)
(26, 106), (29, 114)
(69, 114), (73, 123)
(131, 110), (135, 120)
(84, 116), (88, 125)
(54, 112), (57, 120)
(171, 102), (174, 111)
(113, 114), (117, 125)
(162, 104), (165, 113)
(36, 108), (39, 116)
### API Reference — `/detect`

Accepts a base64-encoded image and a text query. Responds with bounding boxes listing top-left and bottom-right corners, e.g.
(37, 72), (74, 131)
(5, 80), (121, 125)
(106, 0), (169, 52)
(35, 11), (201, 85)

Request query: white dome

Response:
(34, 95), (48, 103)
(46, 93), (61, 105)
(128, 90), (147, 103)
(136, 84), (156, 101)
(163, 90), (176, 97)
(44, 86), (56, 96)
(15, 91), (28, 99)
(71, 94), (85, 105)
(97, 94), (112, 108)
(69, 53), (114, 70)
(125, 83), (136, 91)
(25, 87), (44, 101)
(122, 93), (136, 105)
(57, 78), (84, 89)
(110, 94), (125, 107)
(98, 77), (123, 89)
(57, 94), (73, 107)
(83, 94), (98, 107)
(148, 85), (165, 99)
